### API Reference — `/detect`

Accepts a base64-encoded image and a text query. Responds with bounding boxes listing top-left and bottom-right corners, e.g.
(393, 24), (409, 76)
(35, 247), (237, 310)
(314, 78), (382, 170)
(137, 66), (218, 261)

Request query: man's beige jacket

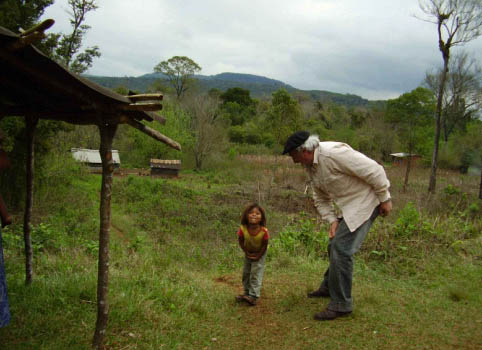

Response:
(306, 142), (391, 232)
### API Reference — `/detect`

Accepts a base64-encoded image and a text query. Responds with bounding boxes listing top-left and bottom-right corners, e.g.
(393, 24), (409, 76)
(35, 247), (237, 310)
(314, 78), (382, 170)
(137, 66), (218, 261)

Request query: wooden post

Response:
(92, 123), (118, 350)
(23, 116), (38, 285)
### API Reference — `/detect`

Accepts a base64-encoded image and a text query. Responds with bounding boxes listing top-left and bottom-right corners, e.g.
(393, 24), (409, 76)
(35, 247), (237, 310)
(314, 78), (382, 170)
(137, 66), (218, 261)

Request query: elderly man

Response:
(283, 131), (392, 321)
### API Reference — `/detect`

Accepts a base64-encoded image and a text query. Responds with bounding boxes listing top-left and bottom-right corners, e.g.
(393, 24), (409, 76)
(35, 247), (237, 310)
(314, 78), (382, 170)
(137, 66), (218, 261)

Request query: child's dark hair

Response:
(241, 203), (266, 227)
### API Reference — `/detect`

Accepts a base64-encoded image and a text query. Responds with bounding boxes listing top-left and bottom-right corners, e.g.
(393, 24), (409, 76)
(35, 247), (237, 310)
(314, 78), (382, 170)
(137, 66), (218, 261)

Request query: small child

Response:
(236, 203), (269, 306)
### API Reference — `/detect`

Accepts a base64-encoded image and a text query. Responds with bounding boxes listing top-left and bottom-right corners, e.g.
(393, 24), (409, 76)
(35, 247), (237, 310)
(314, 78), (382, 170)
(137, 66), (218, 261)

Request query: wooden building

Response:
(71, 148), (121, 172)
(0, 20), (181, 349)
(150, 159), (181, 177)
(390, 153), (422, 167)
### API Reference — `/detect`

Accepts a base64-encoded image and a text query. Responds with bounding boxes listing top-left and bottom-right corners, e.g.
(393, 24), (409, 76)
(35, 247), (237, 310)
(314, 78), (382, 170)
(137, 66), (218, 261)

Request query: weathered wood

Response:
(23, 116), (38, 285)
(19, 19), (55, 37)
(125, 118), (181, 150)
(127, 93), (163, 102)
(92, 123), (117, 350)
(6, 31), (46, 51)
(122, 102), (163, 112)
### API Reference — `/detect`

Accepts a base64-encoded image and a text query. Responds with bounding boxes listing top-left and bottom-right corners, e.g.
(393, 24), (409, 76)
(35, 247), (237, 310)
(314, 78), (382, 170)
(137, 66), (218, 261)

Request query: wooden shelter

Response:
(390, 153), (422, 167)
(0, 20), (180, 349)
(150, 159), (181, 177)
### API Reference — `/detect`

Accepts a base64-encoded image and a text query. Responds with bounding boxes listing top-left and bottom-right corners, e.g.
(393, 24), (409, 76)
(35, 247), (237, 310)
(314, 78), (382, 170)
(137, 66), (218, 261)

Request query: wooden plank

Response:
(127, 93), (163, 102)
(19, 19), (55, 36)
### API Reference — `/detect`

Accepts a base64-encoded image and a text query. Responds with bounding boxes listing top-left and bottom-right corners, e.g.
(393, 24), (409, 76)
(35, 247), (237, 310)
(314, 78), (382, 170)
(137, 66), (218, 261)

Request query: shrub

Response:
(271, 212), (329, 258)
(393, 202), (420, 237)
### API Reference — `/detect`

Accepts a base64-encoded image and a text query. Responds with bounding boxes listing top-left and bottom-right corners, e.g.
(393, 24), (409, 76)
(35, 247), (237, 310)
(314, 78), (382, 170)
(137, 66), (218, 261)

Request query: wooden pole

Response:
(23, 116), (38, 285)
(92, 123), (117, 350)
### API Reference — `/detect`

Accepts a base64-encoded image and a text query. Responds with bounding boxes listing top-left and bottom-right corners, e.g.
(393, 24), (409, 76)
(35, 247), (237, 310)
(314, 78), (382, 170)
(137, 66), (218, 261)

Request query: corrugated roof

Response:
(72, 148), (120, 164)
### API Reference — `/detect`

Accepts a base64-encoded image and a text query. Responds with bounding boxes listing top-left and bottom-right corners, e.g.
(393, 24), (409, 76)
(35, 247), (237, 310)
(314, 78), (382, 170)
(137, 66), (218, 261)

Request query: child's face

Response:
(247, 208), (262, 225)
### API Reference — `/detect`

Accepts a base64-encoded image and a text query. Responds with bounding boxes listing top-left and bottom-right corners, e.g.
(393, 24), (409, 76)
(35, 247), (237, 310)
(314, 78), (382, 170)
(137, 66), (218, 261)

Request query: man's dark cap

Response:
(282, 131), (310, 155)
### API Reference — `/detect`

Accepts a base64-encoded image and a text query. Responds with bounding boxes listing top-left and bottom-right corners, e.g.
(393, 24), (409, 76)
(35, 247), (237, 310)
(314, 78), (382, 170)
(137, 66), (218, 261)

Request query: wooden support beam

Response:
(23, 116), (38, 285)
(92, 123), (118, 350)
(125, 118), (181, 151)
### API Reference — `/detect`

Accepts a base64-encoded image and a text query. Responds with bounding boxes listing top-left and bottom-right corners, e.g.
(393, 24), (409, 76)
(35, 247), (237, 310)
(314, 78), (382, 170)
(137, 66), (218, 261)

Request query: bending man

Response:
(283, 131), (392, 321)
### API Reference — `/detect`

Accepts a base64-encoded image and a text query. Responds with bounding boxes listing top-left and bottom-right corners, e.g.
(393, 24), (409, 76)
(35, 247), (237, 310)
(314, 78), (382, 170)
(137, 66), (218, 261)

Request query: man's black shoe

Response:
(307, 289), (330, 298)
(313, 308), (351, 321)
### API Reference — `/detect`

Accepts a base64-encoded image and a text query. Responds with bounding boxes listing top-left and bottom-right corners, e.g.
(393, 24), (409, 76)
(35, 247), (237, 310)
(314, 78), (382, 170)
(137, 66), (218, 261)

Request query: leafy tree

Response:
(219, 87), (257, 126)
(220, 87), (255, 107)
(424, 51), (482, 142)
(153, 56), (201, 99)
(417, 0), (482, 193)
(0, 0), (53, 32)
(51, 0), (100, 73)
(386, 87), (436, 191)
(265, 89), (302, 149)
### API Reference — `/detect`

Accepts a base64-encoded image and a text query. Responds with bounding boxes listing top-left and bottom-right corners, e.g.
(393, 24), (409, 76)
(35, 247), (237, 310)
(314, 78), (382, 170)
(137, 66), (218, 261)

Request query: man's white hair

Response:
(297, 135), (320, 152)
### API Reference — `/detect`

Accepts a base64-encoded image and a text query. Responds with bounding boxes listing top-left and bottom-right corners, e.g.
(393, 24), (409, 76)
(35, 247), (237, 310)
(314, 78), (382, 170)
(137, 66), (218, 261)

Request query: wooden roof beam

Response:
(124, 118), (181, 151)
(7, 19), (55, 51)
(127, 93), (163, 102)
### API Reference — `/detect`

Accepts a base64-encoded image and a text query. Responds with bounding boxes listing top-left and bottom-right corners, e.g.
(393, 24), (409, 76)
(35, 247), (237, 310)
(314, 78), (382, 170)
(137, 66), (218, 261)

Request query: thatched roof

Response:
(0, 21), (180, 150)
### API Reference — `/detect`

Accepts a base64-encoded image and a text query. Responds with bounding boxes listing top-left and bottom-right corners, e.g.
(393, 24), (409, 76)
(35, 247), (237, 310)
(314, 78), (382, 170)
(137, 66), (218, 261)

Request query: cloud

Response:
(42, 0), (482, 100)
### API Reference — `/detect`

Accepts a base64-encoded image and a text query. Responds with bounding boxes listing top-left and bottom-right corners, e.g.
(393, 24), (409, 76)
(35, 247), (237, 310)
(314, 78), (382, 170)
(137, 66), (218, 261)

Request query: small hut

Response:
(150, 159), (181, 178)
(71, 148), (121, 172)
(390, 153), (422, 167)
(0, 20), (181, 349)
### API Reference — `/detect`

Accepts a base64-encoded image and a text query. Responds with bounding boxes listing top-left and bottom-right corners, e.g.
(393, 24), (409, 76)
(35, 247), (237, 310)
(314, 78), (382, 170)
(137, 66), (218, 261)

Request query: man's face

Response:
(289, 149), (313, 166)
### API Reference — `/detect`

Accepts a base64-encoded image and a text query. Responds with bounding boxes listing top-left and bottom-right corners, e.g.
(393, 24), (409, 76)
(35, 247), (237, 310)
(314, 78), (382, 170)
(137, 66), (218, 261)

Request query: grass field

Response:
(0, 157), (481, 349)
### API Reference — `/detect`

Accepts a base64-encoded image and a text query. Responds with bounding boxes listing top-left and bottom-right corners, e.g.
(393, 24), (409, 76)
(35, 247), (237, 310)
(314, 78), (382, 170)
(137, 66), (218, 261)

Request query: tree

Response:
(424, 52), (482, 142)
(52, 0), (100, 74)
(182, 95), (226, 169)
(153, 56), (201, 99)
(417, 0), (482, 193)
(265, 89), (303, 149)
(386, 87), (436, 191)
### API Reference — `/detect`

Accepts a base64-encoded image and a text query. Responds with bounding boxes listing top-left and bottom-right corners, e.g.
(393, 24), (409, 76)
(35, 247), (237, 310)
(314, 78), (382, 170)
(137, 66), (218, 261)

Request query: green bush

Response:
(393, 202), (420, 237)
(271, 212), (329, 257)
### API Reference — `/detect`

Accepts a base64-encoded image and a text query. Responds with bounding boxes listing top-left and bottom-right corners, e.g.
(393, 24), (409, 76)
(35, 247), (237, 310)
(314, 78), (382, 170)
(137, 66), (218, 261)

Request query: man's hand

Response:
(379, 200), (392, 217)
(329, 220), (339, 239)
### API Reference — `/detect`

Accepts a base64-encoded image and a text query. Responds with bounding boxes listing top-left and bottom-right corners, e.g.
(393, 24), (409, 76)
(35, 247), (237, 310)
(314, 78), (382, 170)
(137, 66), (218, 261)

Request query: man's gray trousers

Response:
(319, 207), (379, 312)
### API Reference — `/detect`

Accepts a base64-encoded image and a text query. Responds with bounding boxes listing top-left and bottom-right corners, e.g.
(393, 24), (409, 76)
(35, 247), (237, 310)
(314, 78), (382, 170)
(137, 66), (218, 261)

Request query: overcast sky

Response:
(41, 0), (482, 100)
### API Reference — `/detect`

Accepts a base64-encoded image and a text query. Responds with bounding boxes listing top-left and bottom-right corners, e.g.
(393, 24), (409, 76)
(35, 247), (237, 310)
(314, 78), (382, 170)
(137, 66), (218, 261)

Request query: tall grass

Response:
(0, 157), (480, 349)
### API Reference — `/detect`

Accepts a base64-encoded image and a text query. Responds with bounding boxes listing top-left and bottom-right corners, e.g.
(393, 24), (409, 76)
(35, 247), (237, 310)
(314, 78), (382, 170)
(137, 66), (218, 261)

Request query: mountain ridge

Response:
(86, 72), (384, 108)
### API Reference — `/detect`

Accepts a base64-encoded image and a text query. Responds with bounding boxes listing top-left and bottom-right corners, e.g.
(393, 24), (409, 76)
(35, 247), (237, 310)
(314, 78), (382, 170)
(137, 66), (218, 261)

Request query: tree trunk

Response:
(23, 116), (38, 285)
(92, 123), (117, 350)
(479, 169), (482, 200)
(403, 154), (412, 193)
(428, 57), (449, 193)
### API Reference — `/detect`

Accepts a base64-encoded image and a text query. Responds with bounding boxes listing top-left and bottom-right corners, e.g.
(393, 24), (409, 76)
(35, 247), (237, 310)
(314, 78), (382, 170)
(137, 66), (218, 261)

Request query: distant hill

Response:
(85, 72), (384, 108)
